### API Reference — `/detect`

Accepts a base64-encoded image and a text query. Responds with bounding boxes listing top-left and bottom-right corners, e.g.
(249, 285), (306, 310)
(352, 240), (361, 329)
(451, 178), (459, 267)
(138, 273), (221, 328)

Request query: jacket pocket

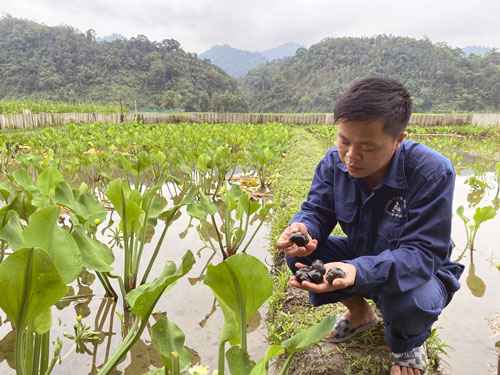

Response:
(376, 216), (406, 251)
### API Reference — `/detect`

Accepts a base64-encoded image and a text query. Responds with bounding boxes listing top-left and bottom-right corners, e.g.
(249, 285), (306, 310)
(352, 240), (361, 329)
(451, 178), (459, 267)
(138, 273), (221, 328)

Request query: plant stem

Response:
(218, 341), (226, 375)
(279, 353), (296, 375)
(40, 331), (50, 375)
(140, 209), (176, 285)
(32, 333), (42, 375)
(96, 272), (118, 300)
(15, 326), (27, 375)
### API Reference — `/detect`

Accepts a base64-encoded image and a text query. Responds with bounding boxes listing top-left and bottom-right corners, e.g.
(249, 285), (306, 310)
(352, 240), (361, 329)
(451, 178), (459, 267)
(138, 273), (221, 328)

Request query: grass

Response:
(266, 125), (446, 374)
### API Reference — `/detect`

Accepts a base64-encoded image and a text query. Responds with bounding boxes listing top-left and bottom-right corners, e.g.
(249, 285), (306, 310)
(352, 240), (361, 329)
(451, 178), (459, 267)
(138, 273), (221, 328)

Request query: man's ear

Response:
(395, 132), (407, 150)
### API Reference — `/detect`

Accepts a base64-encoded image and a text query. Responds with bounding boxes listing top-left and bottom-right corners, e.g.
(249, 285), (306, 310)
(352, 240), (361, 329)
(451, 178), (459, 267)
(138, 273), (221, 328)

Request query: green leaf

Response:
(282, 315), (336, 354)
(472, 206), (496, 227)
(71, 226), (114, 272)
(0, 181), (13, 200)
(22, 206), (82, 284)
(0, 247), (67, 328)
(37, 167), (64, 197)
(249, 345), (285, 375)
(31, 307), (53, 335)
(13, 169), (37, 196)
(456, 205), (469, 224)
(236, 194), (260, 220)
(258, 203), (276, 218)
(8, 192), (37, 221)
(227, 346), (256, 375)
(204, 254), (273, 346)
(126, 250), (195, 318)
(187, 192), (218, 220)
(0, 213), (23, 250)
(151, 317), (191, 373)
(105, 179), (143, 232)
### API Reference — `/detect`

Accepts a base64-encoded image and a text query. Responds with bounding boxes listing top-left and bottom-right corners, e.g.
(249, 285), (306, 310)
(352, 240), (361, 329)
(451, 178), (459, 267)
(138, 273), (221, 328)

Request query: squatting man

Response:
(276, 77), (464, 375)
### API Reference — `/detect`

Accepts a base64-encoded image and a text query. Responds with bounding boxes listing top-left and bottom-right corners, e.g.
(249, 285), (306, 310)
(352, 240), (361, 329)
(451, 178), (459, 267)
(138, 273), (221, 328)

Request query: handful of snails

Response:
(288, 232), (346, 285)
(294, 259), (346, 285)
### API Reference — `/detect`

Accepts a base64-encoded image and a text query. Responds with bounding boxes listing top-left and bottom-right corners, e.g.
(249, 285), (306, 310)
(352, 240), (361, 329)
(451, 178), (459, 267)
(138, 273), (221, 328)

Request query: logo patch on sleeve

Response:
(384, 196), (407, 218)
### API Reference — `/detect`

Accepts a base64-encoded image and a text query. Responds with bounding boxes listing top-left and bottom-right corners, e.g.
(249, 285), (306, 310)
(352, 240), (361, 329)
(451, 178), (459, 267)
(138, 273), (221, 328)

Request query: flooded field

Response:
(438, 170), (500, 375)
(0, 200), (272, 374)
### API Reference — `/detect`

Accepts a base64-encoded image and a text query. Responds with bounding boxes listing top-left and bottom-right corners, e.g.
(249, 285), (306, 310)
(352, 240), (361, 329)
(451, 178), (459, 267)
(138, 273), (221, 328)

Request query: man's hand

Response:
(276, 223), (318, 257)
(289, 261), (357, 293)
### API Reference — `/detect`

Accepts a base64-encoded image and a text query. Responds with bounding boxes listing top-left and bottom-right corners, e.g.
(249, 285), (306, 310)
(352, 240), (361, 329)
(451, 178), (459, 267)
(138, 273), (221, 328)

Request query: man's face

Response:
(336, 119), (406, 189)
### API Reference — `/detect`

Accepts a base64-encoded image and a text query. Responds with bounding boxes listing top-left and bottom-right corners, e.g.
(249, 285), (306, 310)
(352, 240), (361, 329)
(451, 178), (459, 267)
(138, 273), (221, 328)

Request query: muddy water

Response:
(438, 171), (500, 375)
(0, 196), (273, 374)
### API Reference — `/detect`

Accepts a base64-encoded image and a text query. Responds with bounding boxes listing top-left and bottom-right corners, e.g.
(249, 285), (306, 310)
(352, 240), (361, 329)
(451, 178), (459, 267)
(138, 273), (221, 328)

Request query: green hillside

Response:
(0, 16), (248, 112)
(239, 35), (500, 113)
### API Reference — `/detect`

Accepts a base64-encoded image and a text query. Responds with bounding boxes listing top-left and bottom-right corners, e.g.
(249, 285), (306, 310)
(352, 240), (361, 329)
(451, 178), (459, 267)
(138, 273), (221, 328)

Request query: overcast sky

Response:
(2, 0), (499, 54)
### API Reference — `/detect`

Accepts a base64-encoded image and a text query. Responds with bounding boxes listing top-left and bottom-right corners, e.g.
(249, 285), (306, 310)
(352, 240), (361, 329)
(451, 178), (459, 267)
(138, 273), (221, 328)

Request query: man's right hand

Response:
(276, 222), (318, 257)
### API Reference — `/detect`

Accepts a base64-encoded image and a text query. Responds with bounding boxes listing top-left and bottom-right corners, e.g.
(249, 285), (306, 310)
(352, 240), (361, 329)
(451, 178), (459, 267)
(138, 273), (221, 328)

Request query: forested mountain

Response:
(240, 36), (500, 113)
(0, 16), (248, 112)
(200, 43), (303, 78)
(262, 42), (304, 61)
(200, 45), (267, 78)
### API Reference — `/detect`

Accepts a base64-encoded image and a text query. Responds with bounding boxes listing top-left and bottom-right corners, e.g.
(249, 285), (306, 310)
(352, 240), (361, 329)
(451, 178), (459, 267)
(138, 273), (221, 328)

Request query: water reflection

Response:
(0, 182), (271, 374)
(439, 170), (500, 375)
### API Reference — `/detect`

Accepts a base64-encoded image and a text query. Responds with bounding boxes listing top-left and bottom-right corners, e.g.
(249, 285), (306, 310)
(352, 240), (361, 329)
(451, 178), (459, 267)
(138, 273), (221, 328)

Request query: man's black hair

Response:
(333, 77), (412, 138)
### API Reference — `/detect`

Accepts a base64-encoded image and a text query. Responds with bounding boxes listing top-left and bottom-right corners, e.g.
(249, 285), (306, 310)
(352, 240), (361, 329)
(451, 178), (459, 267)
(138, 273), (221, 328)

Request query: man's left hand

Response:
(289, 261), (356, 293)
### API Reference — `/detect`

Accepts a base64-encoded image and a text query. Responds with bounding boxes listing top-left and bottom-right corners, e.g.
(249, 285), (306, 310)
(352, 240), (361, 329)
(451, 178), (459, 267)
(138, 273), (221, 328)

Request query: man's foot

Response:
(324, 308), (379, 341)
(390, 344), (427, 375)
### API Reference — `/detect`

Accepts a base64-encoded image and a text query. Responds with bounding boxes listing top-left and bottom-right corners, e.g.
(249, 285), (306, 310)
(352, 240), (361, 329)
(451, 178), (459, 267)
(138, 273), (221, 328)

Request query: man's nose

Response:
(346, 146), (362, 160)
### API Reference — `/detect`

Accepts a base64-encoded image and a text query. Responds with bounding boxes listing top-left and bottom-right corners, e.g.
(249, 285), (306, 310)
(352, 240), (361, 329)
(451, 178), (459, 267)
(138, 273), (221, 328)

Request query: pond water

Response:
(438, 171), (500, 375)
(0, 190), (273, 374)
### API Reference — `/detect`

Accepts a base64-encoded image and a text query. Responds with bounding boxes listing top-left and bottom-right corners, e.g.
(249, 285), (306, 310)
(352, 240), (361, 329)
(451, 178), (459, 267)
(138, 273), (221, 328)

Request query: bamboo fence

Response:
(1, 111), (500, 129)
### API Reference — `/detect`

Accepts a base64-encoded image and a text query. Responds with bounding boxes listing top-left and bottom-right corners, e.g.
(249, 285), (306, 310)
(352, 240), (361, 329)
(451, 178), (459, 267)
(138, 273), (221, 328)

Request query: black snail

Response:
(294, 259), (346, 285)
(289, 232), (309, 247)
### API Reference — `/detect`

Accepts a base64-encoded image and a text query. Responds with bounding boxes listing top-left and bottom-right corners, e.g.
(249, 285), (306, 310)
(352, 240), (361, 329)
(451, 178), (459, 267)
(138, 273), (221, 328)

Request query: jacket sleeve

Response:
(290, 150), (338, 243)
(346, 168), (456, 295)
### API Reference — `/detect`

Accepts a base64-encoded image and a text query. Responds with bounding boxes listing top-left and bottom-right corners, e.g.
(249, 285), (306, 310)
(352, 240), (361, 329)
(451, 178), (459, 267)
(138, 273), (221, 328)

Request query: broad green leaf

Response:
(204, 254), (273, 346)
(22, 206), (82, 284)
(30, 307), (53, 335)
(105, 179), (143, 232)
(37, 167), (64, 197)
(151, 317), (191, 373)
(228, 183), (243, 200)
(259, 203), (276, 218)
(227, 346), (256, 375)
(456, 206), (469, 224)
(282, 315), (336, 354)
(200, 192), (218, 215)
(13, 169), (37, 195)
(196, 153), (212, 172)
(187, 192), (217, 220)
(236, 194), (261, 220)
(71, 225), (114, 272)
(249, 345), (285, 375)
(186, 201), (206, 220)
(0, 181), (13, 201)
(0, 247), (67, 328)
(472, 206), (496, 227)
(126, 250), (195, 318)
(8, 192), (37, 221)
(78, 193), (107, 226)
(0, 214), (23, 251)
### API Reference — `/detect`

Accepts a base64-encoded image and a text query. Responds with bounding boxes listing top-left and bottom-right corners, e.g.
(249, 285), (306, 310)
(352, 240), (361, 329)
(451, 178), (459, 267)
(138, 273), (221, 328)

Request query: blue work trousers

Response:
(286, 236), (448, 353)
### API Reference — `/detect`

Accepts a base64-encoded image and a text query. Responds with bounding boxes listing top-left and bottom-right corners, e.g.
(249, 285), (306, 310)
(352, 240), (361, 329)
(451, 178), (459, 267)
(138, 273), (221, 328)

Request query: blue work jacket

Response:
(291, 140), (464, 299)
